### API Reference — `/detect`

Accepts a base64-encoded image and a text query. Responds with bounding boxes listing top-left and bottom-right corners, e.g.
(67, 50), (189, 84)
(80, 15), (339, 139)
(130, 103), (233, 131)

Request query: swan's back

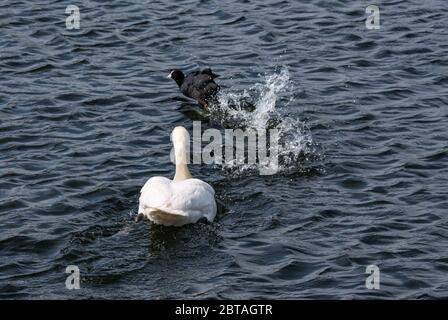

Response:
(138, 177), (216, 226)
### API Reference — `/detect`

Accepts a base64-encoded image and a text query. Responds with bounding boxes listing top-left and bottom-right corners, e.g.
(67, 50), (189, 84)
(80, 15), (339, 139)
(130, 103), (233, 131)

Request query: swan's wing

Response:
(139, 177), (217, 222)
(170, 179), (217, 221)
(139, 176), (172, 209)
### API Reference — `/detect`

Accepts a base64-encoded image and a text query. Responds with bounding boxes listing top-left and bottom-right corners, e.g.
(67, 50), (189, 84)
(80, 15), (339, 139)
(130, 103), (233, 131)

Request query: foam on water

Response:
(210, 68), (316, 176)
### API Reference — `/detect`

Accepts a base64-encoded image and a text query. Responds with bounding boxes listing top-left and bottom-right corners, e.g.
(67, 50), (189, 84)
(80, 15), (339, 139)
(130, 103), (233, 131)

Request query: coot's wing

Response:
(201, 68), (219, 79)
(199, 79), (220, 98)
(181, 74), (220, 102)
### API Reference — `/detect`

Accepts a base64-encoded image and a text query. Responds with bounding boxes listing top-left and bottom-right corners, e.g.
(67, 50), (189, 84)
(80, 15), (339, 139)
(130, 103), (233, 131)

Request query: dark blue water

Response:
(1, 0), (448, 299)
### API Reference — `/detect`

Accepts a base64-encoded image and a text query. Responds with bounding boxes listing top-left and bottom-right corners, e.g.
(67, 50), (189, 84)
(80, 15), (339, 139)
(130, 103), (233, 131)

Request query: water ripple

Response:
(0, 0), (447, 299)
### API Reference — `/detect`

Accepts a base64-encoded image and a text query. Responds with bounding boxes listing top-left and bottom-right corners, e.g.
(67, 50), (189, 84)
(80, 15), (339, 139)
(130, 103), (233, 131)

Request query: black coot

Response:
(168, 68), (220, 109)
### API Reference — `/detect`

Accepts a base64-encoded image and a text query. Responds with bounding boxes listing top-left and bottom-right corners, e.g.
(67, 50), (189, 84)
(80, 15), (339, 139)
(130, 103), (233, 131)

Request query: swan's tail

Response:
(138, 207), (201, 226)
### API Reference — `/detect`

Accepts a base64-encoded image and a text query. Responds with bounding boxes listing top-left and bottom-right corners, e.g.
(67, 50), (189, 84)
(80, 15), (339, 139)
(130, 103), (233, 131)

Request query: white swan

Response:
(138, 126), (217, 226)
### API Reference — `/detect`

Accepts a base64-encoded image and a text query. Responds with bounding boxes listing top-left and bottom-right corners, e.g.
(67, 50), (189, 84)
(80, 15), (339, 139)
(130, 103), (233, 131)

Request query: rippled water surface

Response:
(1, 0), (448, 299)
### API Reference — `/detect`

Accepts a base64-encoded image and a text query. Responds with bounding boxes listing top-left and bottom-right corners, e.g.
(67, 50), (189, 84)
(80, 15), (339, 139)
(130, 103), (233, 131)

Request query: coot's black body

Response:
(168, 68), (220, 109)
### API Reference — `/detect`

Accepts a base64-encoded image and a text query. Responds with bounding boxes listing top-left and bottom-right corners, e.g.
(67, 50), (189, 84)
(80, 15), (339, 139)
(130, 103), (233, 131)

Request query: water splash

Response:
(209, 68), (317, 176)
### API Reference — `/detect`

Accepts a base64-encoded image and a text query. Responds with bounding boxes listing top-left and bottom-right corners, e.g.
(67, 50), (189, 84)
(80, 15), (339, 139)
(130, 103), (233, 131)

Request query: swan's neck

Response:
(173, 142), (192, 181)
(174, 164), (192, 181)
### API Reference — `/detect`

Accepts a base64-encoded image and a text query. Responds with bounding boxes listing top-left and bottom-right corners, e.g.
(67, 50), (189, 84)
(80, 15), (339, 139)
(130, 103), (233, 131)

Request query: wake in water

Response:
(208, 68), (319, 176)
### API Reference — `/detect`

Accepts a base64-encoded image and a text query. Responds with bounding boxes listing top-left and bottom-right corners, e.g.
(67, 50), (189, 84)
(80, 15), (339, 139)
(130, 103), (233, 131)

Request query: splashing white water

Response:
(210, 68), (315, 175)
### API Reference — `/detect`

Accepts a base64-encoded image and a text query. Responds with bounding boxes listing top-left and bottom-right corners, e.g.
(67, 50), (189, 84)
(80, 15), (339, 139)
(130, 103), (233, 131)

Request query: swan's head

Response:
(171, 126), (190, 161)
